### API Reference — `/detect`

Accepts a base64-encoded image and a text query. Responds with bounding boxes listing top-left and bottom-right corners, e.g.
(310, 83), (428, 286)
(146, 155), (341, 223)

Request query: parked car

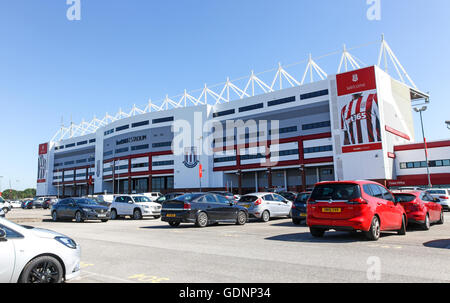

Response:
(161, 193), (248, 227)
(0, 197), (11, 214)
(110, 195), (161, 220)
(142, 192), (163, 202)
(10, 201), (22, 208)
(155, 192), (185, 204)
(307, 181), (407, 241)
(393, 191), (444, 230)
(208, 191), (236, 201)
(21, 200), (34, 209)
(278, 191), (299, 202)
(43, 198), (59, 210)
(237, 192), (293, 222)
(0, 217), (80, 283)
(95, 194), (115, 207)
(291, 192), (311, 225)
(426, 188), (450, 212)
(51, 198), (110, 223)
(32, 197), (47, 209)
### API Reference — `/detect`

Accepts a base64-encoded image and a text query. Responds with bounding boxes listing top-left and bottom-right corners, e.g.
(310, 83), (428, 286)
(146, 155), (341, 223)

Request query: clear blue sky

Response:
(0, 0), (449, 190)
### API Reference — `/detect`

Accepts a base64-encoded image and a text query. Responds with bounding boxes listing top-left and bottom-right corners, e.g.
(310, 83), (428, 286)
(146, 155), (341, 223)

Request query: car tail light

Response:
(347, 197), (368, 205)
(254, 198), (262, 206)
(183, 203), (191, 210)
(439, 196), (449, 200)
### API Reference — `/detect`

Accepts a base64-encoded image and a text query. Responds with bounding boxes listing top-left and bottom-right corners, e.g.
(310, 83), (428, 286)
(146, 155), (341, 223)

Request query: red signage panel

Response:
(336, 66), (376, 97)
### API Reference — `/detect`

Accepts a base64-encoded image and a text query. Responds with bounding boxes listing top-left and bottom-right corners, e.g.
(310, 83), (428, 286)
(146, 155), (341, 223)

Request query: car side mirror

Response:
(0, 228), (7, 242)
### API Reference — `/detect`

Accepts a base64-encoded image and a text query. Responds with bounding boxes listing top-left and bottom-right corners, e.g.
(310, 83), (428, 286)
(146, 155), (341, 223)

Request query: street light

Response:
(413, 106), (432, 188)
(446, 121), (450, 130)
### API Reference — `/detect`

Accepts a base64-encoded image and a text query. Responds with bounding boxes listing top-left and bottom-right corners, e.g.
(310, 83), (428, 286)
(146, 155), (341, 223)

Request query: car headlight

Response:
(82, 208), (92, 212)
(55, 236), (77, 249)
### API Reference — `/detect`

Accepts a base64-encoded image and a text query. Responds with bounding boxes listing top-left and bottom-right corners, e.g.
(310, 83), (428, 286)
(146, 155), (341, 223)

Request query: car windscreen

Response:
(427, 190), (446, 195)
(74, 198), (98, 205)
(133, 196), (152, 203)
(310, 184), (361, 201)
(393, 194), (416, 203)
(239, 195), (259, 203)
(0, 197), (5, 203)
(294, 193), (310, 203)
(173, 194), (204, 202)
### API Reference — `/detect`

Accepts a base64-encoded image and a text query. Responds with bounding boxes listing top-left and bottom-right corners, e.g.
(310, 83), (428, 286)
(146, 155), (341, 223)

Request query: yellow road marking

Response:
(128, 274), (170, 283)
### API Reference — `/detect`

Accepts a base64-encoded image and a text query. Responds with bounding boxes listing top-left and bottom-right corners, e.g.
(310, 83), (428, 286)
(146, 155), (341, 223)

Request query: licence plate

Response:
(97, 214), (106, 217)
(166, 214), (176, 218)
(300, 213), (307, 217)
(322, 208), (341, 213)
(243, 204), (251, 209)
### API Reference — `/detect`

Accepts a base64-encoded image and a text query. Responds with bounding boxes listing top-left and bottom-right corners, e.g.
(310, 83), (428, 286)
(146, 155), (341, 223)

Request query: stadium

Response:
(36, 36), (450, 197)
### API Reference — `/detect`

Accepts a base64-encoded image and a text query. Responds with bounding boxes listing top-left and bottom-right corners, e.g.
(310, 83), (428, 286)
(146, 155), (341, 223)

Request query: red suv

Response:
(307, 181), (407, 241)
(393, 191), (444, 230)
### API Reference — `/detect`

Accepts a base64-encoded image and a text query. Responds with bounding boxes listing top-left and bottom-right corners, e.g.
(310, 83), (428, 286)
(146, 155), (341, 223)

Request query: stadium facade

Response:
(36, 39), (450, 197)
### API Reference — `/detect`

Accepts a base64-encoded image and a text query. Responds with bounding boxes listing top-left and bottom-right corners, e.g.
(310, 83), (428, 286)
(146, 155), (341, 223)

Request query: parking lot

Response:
(6, 208), (450, 283)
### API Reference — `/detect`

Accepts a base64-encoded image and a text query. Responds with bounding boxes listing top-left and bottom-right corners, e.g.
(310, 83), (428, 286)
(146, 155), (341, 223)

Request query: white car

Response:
(0, 217), (81, 283)
(10, 201), (22, 208)
(110, 195), (162, 220)
(237, 192), (293, 222)
(426, 189), (450, 212)
(0, 197), (11, 214)
(142, 192), (163, 202)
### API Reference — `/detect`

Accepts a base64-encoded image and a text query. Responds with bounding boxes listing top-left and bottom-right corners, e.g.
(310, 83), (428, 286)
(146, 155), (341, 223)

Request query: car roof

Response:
(392, 191), (421, 195)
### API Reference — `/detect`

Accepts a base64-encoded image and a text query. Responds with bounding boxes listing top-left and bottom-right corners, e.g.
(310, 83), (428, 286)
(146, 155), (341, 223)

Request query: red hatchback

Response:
(393, 191), (444, 230)
(307, 181), (407, 241)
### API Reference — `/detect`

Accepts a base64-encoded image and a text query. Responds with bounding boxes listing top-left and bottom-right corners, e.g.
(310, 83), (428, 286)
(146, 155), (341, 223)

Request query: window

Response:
(115, 147), (129, 154)
(132, 120), (150, 128)
(268, 96), (296, 107)
(152, 142), (172, 148)
(300, 89), (329, 100)
(213, 109), (235, 118)
(89, 139), (96, 143)
(302, 121), (331, 130)
(401, 159), (450, 169)
(263, 194), (274, 201)
(64, 161), (74, 165)
(204, 195), (217, 203)
(269, 126), (298, 135)
(65, 143), (75, 148)
(132, 163), (149, 169)
(153, 117), (174, 124)
(214, 156), (236, 163)
(216, 195), (230, 204)
(368, 184), (383, 199)
(304, 145), (332, 154)
(76, 159), (87, 164)
(104, 129), (114, 136)
(131, 144), (149, 151)
(238, 103), (264, 113)
(77, 141), (87, 146)
(0, 224), (23, 239)
(272, 149), (299, 157)
(240, 153), (266, 161)
(152, 160), (174, 167)
(116, 125), (130, 132)
(104, 150), (113, 157)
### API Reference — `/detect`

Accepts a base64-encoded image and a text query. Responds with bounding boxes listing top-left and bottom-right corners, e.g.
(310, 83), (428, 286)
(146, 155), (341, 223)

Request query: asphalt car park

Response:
(5, 208), (450, 283)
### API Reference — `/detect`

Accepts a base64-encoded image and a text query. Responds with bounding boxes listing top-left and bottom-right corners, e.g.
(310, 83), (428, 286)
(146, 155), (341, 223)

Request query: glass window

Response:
(133, 196), (152, 203)
(394, 194), (416, 203)
(272, 194), (286, 202)
(204, 195), (217, 203)
(0, 224), (23, 239)
(216, 195), (230, 204)
(263, 194), (274, 201)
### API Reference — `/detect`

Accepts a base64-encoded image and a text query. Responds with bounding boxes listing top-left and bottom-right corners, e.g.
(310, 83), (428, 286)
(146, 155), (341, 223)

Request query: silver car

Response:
(237, 192), (293, 222)
(426, 189), (450, 211)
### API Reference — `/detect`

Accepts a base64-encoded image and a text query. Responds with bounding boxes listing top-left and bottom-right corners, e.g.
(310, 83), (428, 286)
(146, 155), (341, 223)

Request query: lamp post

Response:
(414, 106), (432, 188)
(446, 121), (450, 130)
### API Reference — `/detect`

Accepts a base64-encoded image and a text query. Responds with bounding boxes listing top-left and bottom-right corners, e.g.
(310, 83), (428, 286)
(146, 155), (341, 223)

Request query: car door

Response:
(202, 194), (220, 221)
(262, 194), (278, 216)
(367, 184), (390, 230)
(0, 224), (19, 283)
(273, 194), (291, 216)
(380, 186), (402, 229)
(215, 194), (236, 220)
(122, 196), (134, 215)
(422, 193), (439, 221)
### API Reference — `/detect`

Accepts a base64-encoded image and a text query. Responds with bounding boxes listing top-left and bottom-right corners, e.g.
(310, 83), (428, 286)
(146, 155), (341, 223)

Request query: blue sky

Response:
(0, 0), (449, 190)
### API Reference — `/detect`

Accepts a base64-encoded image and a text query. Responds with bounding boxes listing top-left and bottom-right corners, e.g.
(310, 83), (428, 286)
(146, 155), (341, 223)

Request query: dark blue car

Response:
(292, 192), (311, 225)
(161, 193), (248, 227)
(51, 197), (110, 223)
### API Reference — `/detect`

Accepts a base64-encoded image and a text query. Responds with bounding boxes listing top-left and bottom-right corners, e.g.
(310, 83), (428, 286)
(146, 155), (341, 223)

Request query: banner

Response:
(336, 66), (382, 153)
(37, 143), (48, 183)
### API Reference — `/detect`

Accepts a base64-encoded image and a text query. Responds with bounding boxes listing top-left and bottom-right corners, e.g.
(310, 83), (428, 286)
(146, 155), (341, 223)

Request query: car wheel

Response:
(111, 209), (118, 220)
(168, 221), (180, 227)
(398, 216), (406, 236)
(292, 218), (301, 225)
(195, 212), (208, 227)
(75, 211), (84, 223)
(101, 219), (109, 223)
(236, 211), (247, 225)
(437, 211), (444, 225)
(364, 216), (381, 241)
(423, 214), (431, 230)
(310, 227), (325, 238)
(51, 211), (59, 222)
(133, 209), (142, 220)
(19, 256), (64, 283)
(2, 207), (8, 214)
(287, 210), (292, 218)
(260, 210), (270, 222)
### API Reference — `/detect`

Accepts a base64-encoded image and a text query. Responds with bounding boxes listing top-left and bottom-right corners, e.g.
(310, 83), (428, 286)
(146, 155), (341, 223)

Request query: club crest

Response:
(183, 147), (200, 169)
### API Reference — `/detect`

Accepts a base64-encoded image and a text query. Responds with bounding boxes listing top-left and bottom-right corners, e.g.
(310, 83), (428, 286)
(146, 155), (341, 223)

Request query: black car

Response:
(291, 192), (311, 225)
(278, 191), (299, 202)
(155, 192), (185, 204)
(51, 198), (110, 223)
(208, 191), (235, 201)
(161, 193), (248, 227)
